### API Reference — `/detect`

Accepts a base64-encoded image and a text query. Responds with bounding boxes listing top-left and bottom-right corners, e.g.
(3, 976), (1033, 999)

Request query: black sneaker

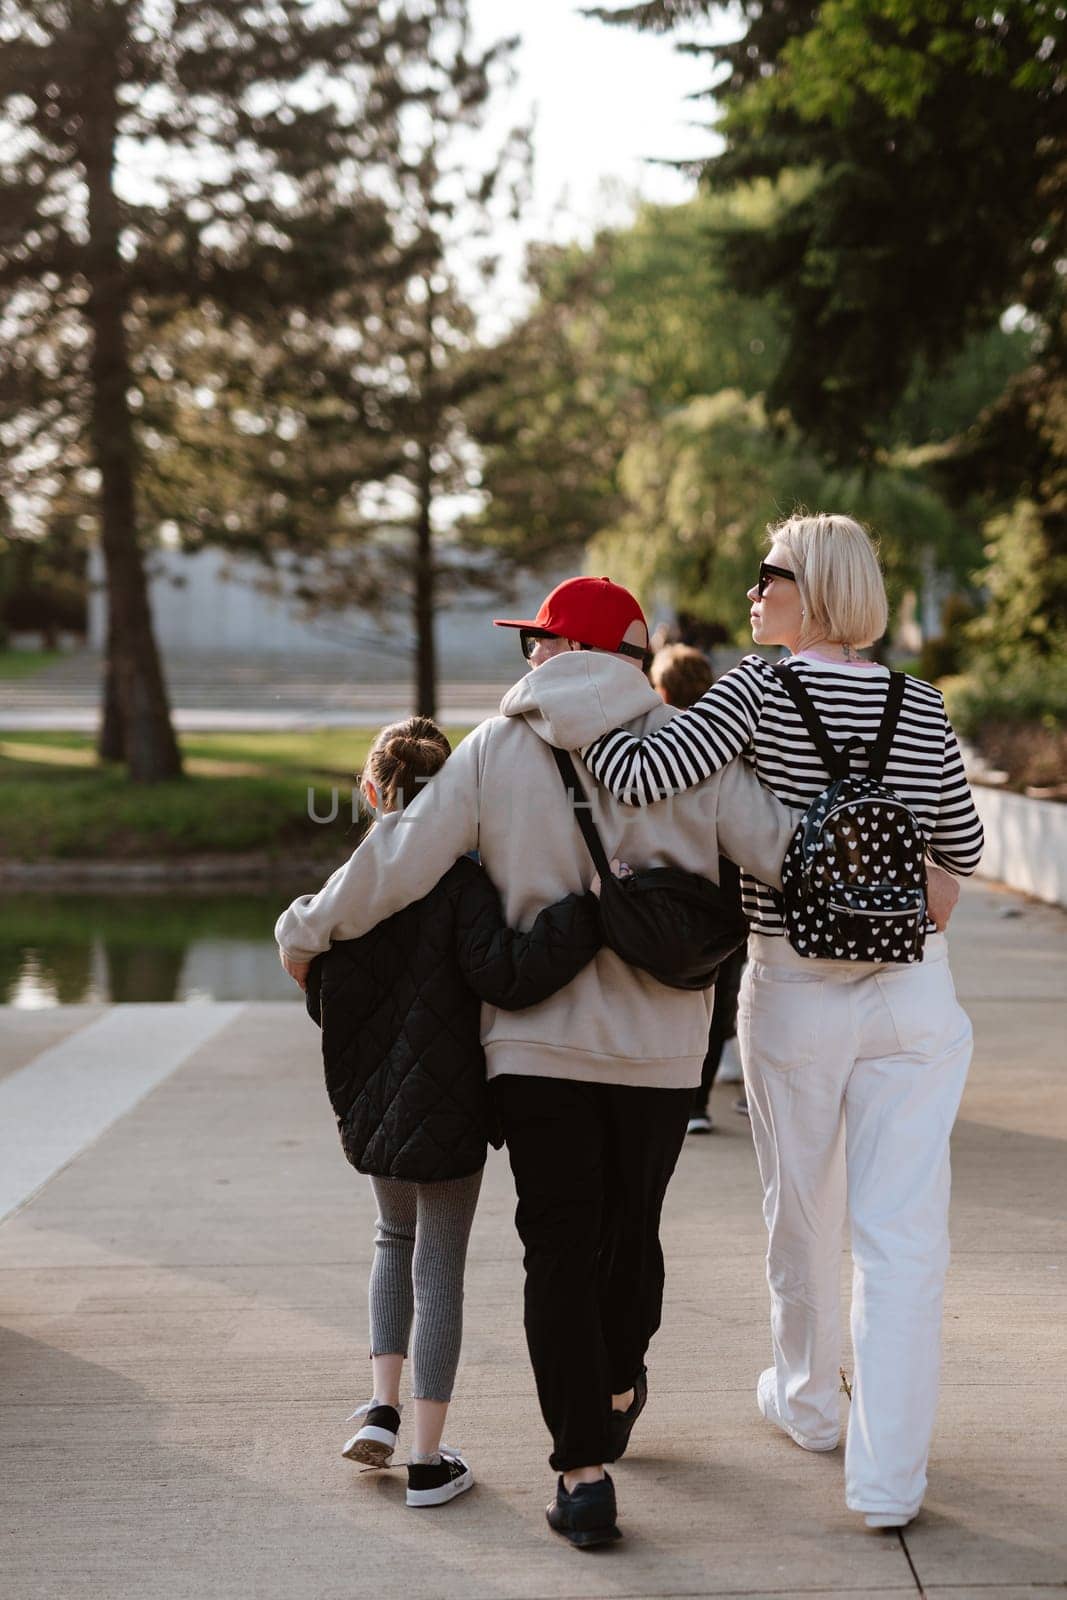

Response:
(406, 1448), (474, 1507)
(609, 1367), (648, 1461)
(547, 1472), (622, 1549)
(341, 1402), (401, 1466)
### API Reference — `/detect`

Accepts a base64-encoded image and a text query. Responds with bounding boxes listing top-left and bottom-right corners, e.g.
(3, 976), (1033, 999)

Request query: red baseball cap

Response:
(493, 576), (648, 655)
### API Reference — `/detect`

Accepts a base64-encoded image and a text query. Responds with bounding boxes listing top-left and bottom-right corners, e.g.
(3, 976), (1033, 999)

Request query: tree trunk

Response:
(83, 57), (182, 782)
(97, 615), (125, 762)
(412, 284), (438, 719)
(413, 436), (437, 719)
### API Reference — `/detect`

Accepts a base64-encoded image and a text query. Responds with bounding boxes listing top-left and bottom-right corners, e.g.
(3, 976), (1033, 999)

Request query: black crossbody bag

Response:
(551, 747), (748, 991)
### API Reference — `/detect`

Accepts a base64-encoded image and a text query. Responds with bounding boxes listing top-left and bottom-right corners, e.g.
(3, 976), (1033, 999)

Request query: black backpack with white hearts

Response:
(773, 666), (928, 965)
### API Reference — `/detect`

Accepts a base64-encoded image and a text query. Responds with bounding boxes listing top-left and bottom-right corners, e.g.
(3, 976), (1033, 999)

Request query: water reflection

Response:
(1, 891), (304, 1006)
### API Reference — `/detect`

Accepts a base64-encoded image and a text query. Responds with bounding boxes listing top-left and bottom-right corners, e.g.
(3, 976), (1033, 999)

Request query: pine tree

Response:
(583, 2), (721, 29)
(377, 111), (533, 718)
(0, 0), (479, 776)
(171, 22), (530, 718)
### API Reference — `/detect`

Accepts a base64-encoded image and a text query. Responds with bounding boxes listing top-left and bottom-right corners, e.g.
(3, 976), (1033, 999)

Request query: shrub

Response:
(967, 500), (1067, 666)
(944, 650), (1067, 739)
(944, 648), (1067, 791)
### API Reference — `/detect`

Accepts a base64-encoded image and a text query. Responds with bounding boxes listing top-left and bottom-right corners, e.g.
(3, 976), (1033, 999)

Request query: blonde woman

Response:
(581, 514), (983, 1530)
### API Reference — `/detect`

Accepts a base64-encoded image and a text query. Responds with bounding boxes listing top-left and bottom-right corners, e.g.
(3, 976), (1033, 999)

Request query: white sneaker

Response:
(757, 1368), (839, 1452)
(342, 1401), (401, 1466)
(406, 1448), (474, 1507)
(687, 1113), (713, 1134)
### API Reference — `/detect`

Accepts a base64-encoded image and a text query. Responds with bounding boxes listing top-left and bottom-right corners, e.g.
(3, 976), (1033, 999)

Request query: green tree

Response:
(0, 0), (481, 777)
(472, 178), (995, 633)
(137, 25), (527, 720)
(890, 322), (1034, 451)
(591, 0), (1066, 650)
(591, 1), (1059, 447)
(468, 188), (784, 564)
(270, 98), (532, 721)
(465, 235), (634, 563)
(711, 1), (1063, 461)
(590, 389), (964, 639)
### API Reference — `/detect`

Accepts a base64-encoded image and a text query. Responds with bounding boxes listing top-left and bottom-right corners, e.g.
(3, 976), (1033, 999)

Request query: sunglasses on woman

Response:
(519, 628), (654, 672)
(757, 561), (797, 598)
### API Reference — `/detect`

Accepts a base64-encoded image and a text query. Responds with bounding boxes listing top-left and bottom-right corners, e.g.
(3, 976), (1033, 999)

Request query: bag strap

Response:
(771, 664), (847, 779)
(718, 854), (741, 906)
(867, 671), (905, 783)
(773, 662), (905, 783)
(550, 746), (614, 882)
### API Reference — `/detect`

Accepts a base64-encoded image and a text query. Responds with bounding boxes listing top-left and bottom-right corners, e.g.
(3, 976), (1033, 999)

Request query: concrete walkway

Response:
(1, 881), (1064, 1599)
(0, 650), (509, 729)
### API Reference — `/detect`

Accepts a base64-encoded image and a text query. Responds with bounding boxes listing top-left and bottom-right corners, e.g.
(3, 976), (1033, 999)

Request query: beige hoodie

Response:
(276, 651), (798, 1089)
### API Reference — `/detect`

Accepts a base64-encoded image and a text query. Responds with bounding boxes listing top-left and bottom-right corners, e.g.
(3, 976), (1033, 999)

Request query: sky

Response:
(465, 0), (732, 321)
(468, 0), (725, 230)
(107, 3), (731, 332)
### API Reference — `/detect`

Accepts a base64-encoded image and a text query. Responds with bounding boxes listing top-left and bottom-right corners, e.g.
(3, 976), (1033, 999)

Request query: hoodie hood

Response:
(499, 650), (661, 750)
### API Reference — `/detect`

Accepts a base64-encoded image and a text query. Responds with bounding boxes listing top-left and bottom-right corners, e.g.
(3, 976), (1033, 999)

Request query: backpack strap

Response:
(867, 671), (906, 783)
(771, 664), (848, 779)
(773, 661), (906, 783)
(551, 746), (614, 882)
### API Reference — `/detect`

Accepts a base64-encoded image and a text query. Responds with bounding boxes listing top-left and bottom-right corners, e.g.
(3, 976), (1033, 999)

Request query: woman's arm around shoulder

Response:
(451, 861), (602, 1011)
(713, 756), (803, 892)
(581, 655), (769, 807)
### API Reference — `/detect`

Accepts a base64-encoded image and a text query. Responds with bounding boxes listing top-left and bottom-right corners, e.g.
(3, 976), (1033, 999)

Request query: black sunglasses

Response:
(757, 561), (797, 598)
(519, 627), (557, 660)
(519, 628), (654, 673)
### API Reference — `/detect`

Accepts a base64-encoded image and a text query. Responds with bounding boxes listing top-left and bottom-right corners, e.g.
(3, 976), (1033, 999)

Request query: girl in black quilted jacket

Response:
(304, 717), (601, 1509)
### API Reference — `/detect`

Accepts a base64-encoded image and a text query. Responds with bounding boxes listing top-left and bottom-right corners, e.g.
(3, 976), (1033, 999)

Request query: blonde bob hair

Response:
(768, 513), (888, 649)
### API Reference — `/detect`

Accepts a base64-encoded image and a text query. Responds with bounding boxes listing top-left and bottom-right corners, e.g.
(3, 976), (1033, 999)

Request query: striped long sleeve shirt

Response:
(582, 652), (985, 937)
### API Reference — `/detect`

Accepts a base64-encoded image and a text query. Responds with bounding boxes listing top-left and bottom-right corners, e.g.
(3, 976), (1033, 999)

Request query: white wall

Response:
(974, 786), (1067, 909)
(88, 545), (580, 677)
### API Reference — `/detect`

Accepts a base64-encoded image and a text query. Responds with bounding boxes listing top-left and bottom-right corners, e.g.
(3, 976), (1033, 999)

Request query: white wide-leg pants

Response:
(737, 931), (973, 1519)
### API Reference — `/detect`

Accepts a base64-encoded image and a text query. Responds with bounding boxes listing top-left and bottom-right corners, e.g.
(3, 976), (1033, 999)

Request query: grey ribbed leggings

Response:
(368, 1170), (483, 1402)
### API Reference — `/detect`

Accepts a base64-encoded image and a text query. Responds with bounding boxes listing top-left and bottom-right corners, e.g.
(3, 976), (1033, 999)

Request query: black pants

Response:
(492, 1073), (691, 1472)
(693, 948), (746, 1115)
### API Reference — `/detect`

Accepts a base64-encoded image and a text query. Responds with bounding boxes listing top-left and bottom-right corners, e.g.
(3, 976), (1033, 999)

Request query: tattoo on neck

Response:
(841, 643), (854, 661)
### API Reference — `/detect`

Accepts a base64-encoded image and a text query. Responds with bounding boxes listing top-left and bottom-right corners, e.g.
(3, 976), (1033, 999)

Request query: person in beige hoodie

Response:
(276, 577), (797, 1549)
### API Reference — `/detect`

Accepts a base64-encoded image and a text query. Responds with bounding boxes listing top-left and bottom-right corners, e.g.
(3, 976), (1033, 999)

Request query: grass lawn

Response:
(0, 728), (472, 861)
(0, 650), (59, 680)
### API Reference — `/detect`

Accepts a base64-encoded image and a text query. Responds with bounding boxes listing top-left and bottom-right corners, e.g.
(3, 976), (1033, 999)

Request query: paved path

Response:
(0, 650), (509, 729)
(1, 881), (1064, 1599)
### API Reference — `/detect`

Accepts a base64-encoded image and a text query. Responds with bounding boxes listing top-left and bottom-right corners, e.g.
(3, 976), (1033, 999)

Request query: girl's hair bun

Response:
(362, 717), (452, 812)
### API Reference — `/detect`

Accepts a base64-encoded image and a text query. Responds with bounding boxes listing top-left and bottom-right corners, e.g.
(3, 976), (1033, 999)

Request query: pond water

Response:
(2, 890), (305, 1007)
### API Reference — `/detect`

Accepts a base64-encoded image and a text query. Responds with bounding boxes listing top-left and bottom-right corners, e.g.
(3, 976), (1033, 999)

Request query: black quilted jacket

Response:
(305, 855), (601, 1182)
